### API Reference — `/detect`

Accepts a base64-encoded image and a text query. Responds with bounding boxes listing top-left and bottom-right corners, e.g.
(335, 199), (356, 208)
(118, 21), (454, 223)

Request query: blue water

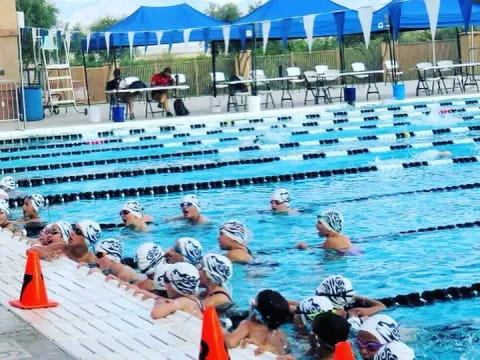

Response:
(4, 98), (480, 360)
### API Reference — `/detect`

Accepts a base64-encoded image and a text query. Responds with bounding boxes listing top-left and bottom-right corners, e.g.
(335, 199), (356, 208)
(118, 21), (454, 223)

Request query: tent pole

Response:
(456, 27), (462, 63)
(211, 40), (217, 97)
(251, 23), (257, 96)
(81, 49), (91, 108)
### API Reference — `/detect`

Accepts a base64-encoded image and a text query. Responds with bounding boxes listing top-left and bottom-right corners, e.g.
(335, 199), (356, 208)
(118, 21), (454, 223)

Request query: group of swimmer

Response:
(0, 175), (415, 359)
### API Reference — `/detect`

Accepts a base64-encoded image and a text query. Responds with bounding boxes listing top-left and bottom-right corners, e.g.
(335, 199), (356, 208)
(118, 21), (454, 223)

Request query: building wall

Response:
(0, 0), (20, 81)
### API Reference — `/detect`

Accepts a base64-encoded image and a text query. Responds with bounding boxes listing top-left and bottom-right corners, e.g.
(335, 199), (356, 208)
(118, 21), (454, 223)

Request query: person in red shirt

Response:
(151, 67), (174, 116)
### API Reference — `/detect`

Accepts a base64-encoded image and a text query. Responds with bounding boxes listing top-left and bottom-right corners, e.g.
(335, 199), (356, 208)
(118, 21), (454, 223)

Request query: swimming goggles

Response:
(119, 210), (130, 216)
(180, 202), (193, 208)
(72, 224), (84, 237)
(355, 339), (383, 352)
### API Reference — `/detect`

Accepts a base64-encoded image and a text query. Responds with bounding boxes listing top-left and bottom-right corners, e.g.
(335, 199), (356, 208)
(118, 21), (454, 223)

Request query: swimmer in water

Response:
(414, 149), (452, 161)
(356, 314), (401, 360)
(0, 176), (16, 194)
(0, 200), (15, 232)
(164, 237), (203, 266)
(165, 194), (209, 225)
(225, 289), (290, 356)
(270, 188), (299, 214)
(292, 295), (334, 335)
(374, 341), (415, 360)
(218, 220), (253, 263)
(296, 210), (353, 252)
(119, 200), (149, 231)
(14, 194), (47, 237)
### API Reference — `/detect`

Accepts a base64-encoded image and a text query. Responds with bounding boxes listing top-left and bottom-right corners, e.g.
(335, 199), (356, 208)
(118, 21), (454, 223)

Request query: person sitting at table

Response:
(106, 68), (145, 120)
(150, 67), (174, 117)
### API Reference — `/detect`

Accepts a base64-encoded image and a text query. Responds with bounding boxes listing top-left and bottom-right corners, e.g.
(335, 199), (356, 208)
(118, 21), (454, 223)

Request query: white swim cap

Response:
(136, 242), (164, 275)
(318, 210), (344, 233)
(26, 194), (45, 213)
(374, 341), (415, 360)
(315, 275), (355, 308)
(271, 188), (290, 204)
(201, 253), (233, 285)
(0, 199), (10, 216)
(360, 314), (400, 345)
(166, 262), (199, 295)
(120, 200), (143, 219)
(0, 189), (9, 200)
(95, 238), (123, 262)
(297, 295), (334, 327)
(181, 194), (201, 211)
(54, 221), (72, 243)
(220, 220), (249, 245)
(0, 176), (16, 191)
(175, 237), (203, 266)
(76, 220), (101, 249)
(153, 263), (171, 291)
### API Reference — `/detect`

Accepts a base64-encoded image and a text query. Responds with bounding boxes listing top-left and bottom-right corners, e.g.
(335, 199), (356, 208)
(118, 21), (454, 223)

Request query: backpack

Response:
(174, 98), (189, 116)
(229, 75), (249, 93)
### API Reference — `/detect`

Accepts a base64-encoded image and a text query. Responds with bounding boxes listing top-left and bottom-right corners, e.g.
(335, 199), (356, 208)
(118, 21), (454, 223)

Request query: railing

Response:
(0, 80), (20, 126)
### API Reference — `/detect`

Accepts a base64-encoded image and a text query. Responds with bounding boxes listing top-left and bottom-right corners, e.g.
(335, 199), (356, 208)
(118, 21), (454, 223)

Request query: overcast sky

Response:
(52, 0), (254, 27)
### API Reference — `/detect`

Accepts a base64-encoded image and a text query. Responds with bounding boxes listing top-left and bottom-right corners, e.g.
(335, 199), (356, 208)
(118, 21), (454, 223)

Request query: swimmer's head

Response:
(315, 275), (355, 308)
(165, 262), (199, 297)
(219, 220), (249, 248)
(0, 189), (9, 201)
(136, 242), (164, 276)
(253, 289), (290, 330)
(0, 199), (10, 217)
(72, 220), (101, 250)
(153, 263), (171, 291)
(54, 221), (72, 243)
(168, 237), (203, 266)
(0, 176), (16, 191)
(200, 253), (233, 286)
(309, 312), (350, 355)
(296, 295), (334, 328)
(374, 341), (415, 360)
(270, 188), (291, 212)
(95, 238), (123, 262)
(23, 193), (45, 215)
(120, 200), (144, 221)
(180, 194), (201, 219)
(358, 314), (400, 345)
(317, 210), (344, 234)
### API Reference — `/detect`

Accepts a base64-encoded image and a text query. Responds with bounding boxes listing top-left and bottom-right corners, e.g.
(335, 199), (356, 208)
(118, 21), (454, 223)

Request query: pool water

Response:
(3, 97), (480, 360)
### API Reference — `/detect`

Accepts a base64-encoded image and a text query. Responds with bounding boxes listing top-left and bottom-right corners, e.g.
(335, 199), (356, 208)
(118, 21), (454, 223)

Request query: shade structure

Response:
(81, 3), (226, 51)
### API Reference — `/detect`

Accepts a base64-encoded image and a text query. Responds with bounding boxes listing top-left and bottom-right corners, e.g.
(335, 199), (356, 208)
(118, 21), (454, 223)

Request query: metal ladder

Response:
(38, 32), (85, 115)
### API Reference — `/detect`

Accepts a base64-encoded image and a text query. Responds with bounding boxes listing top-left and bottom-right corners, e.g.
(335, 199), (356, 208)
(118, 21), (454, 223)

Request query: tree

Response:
(89, 16), (122, 32)
(16, 0), (58, 28)
(248, 0), (264, 13)
(206, 2), (242, 22)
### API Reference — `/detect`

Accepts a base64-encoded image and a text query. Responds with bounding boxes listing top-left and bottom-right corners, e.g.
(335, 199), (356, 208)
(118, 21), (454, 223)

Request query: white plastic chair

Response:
(436, 60), (464, 93)
(351, 62), (369, 81)
(323, 69), (343, 103)
(415, 62), (446, 96)
(250, 69), (275, 108)
(315, 65), (329, 76)
(303, 71), (318, 105)
(281, 67), (304, 107)
(384, 60), (404, 84)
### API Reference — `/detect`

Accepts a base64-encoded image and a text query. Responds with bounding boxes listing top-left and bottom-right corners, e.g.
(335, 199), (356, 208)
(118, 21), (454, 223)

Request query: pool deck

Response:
(0, 79), (477, 134)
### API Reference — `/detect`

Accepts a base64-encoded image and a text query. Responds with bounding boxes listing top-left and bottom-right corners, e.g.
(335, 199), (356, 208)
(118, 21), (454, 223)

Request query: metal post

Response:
(251, 23), (257, 96)
(81, 49), (91, 107)
(211, 40), (217, 97)
(16, 24), (27, 130)
(456, 27), (462, 63)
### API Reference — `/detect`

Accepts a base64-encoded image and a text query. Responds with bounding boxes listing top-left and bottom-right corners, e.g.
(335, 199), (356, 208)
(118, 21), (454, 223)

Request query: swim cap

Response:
(315, 275), (355, 308)
(201, 253), (233, 285)
(374, 341), (415, 360)
(76, 220), (101, 249)
(175, 237), (203, 266)
(166, 262), (199, 295)
(311, 312), (350, 350)
(220, 220), (248, 245)
(271, 188), (290, 204)
(359, 314), (400, 345)
(255, 289), (290, 330)
(0, 176), (16, 191)
(0, 199), (10, 216)
(297, 295), (334, 327)
(136, 242), (164, 275)
(153, 263), (171, 291)
(54, 221), (72, 243)
(95, 238), (123, 262)
(0, 189), (9, 200)
(181, 194), (201, 211)
(318, 210), (344, 233)
(25, 194), (45, 213)
(121, 200), (143, 219)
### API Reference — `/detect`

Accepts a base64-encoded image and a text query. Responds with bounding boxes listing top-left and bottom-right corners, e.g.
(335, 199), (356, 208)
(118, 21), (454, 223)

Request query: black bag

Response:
(229, 75), (248, 93)
(105, 78), (119, 91)
(174, 98), (189, 116)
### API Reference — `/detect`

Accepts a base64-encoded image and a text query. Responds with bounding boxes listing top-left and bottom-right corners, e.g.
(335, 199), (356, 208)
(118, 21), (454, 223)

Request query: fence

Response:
(0, 80), (20, 123)
(71, 39), (461, 103)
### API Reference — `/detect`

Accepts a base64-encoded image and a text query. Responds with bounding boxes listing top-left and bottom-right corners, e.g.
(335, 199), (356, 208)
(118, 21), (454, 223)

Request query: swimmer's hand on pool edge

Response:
(276, 355), (296, 360)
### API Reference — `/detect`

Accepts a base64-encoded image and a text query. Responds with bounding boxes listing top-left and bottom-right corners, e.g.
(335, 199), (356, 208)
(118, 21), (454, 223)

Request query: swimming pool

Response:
(3, 96), (480, 359)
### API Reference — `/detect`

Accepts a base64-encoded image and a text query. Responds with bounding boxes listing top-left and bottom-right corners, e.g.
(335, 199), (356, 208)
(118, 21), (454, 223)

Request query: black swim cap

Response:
(255, 290), (289, 330)
(311, 312), (350, 349)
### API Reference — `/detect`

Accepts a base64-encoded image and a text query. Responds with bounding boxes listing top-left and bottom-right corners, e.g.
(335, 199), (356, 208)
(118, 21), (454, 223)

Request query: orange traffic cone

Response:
(199, 306), (230, 360)
(334, 341), (355, 360)
(9, 251), (58, 309)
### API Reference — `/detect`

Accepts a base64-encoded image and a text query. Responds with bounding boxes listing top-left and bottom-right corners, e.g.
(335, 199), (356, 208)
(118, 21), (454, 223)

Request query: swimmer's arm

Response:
(224, 320), (251, 348)
(115, 265), (141, 284)
(287, 300), (299, 313)
(151, 298), (179, 319)
(28, 243), (65, 260)
(163, 215), (183, 222)
(349, 296), (385, 317)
